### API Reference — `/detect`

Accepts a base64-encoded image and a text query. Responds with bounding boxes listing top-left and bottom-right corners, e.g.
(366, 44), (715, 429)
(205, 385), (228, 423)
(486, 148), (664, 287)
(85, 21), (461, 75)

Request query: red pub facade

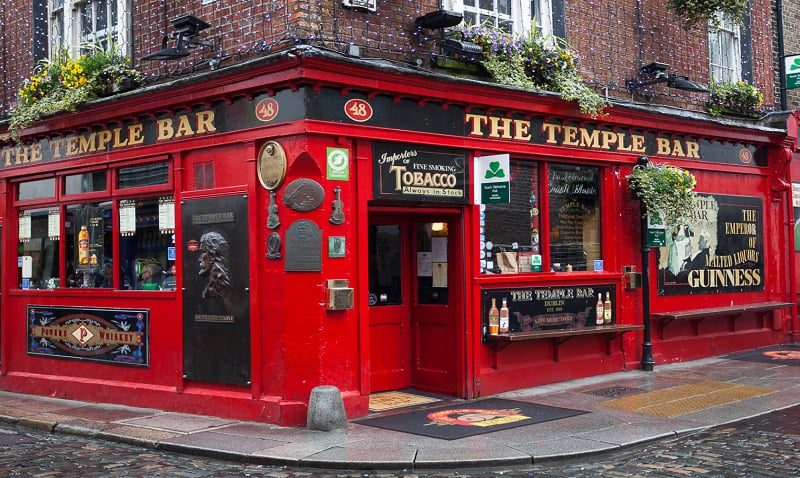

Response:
(0, 1), (797, 426)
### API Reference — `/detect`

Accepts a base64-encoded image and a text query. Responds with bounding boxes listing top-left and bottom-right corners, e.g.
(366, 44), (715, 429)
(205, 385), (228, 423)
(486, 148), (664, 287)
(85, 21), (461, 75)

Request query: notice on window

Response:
(48, 208), (60, 241)
(18, 212), (31, 242)
(417, 251), (432, 277)
(159, 196), (175, 234)
(432, 237), (448, 262)
(119, 200), (136, 237)
(432, 262), (447, 288)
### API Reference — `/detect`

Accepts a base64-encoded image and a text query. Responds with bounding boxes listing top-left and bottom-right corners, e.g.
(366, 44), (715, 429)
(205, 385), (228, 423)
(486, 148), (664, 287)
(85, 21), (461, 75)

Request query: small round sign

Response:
(344, 98), (373, 122)
(255, 98), (279, 122)
(738, 148), (753, 164)
(257, 141), (287, 190)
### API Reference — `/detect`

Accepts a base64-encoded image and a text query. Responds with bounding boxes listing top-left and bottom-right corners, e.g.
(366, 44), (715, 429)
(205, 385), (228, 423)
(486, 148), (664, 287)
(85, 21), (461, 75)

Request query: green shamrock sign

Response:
(485, 161), (506, 179)
(791, 58), (800, 72)
(786, 55), (800, 90)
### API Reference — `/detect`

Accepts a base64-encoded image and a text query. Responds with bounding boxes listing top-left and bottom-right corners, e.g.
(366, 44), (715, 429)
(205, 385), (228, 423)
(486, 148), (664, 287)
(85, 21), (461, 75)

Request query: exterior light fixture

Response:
(415, 9), (463, 30)
(440, 38), (483, 62)
(626, 62), (708, 98)
(142, 14), (215, 61)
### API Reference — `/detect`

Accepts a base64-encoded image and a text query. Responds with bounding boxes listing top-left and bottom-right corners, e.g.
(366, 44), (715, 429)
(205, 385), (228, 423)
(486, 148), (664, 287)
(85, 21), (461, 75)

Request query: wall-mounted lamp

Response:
(142, 14), (215, 61)
(626, 62), (708, 98)
(415, 9), (483, 64)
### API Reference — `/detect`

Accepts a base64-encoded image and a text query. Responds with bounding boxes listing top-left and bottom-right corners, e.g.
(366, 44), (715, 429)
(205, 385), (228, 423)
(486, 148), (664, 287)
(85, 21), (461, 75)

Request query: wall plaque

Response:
(27, 306), (149, 366)
(257, 141), (287, 190)
(285, 220), (322, 271)
(283, 178), (325, 212)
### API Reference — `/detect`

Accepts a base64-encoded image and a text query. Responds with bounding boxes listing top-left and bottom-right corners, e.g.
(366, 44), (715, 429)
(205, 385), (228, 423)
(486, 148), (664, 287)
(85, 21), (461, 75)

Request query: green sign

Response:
(647, 228), (666, 247)
(326, 147), (349, 181)
(481, 183), (509, 203)
(475, 154), (510, 204)
(785, 55), (800, 90)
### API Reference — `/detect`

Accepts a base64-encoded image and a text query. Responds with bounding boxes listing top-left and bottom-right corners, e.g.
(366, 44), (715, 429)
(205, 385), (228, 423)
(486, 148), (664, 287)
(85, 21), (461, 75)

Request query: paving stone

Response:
(160, 430), (287, 454)
(414, 444), (531, 468)
(300, 443), (418, 469)
(509, 435), (619, 460)
(118, 412), (234, 433)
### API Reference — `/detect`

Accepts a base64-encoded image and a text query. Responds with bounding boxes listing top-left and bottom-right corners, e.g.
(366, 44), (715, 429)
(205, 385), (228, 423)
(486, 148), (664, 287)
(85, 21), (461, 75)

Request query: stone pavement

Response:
(1, 352), (799, 471)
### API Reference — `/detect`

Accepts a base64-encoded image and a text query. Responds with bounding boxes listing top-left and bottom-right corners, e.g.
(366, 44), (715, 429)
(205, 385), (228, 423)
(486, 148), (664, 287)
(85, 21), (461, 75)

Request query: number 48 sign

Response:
(344, 98), (373, 122)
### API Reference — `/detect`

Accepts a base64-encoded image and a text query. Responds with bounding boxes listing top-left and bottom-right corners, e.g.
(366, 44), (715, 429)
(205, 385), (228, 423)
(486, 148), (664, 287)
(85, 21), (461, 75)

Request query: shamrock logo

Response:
(790, 58), (800, 72)
(484, 161), (506, 179)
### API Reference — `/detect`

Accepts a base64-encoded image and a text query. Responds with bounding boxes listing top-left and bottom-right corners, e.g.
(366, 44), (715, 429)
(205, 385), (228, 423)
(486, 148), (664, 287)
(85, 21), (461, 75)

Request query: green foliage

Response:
(705, 81), (763, 117)
(627, 163), (698, 224)
(667, 0), (748, 29)
(9, 42), (141, 141)
(455, 24), (607, 117)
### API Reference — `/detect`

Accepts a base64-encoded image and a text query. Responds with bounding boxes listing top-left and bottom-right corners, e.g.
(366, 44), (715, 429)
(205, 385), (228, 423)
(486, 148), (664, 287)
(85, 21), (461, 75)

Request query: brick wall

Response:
(0, 0), (783, 118)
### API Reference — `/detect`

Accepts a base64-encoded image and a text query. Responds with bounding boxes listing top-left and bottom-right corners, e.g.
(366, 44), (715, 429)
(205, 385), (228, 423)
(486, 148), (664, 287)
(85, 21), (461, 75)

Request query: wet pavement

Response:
(1, 348), (799, 474)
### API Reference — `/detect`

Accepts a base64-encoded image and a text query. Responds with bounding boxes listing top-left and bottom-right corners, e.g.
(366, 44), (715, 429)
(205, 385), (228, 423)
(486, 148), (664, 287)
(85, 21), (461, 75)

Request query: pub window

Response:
(117, 161), (169, 189)
(18, 208), (60, 289)
(65, 202), (113, 288)
(18, 178), (56, 201)
(65, 170), (108, 195)
(119, 197), (175, 290)
(368, 224), (402, 305)
(548, 164), (601, 272)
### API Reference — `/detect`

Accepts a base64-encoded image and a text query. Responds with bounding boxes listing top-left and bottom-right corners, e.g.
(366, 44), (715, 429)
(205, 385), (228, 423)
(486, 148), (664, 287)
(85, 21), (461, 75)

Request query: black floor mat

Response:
(356, 398), (588, 440)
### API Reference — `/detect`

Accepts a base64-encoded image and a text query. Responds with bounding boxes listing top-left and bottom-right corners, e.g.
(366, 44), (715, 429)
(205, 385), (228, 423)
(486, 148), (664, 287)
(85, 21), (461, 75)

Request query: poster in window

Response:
(158, 196), (175, 234)
(48, 208), (60, 241)
(119, 200), (136, 237)
(76, 206), (105, 271)
(657, 194), (763, 295)
(18, 212), (31, 242)
(548, 165), (600, 272)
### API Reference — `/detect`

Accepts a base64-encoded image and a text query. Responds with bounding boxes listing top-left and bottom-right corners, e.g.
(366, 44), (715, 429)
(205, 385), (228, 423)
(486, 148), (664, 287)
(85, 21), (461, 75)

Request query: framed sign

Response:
(257, 141), (287, 190)
(373, 142), (468, 203)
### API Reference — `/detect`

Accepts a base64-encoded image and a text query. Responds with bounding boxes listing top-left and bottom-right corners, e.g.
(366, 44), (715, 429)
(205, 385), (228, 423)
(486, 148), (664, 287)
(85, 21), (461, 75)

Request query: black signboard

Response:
(27, 306), (148, 366)
(482, 285), (616, 333)
(658, 194), (764, 295)
(373, 142), (468, 203)
(182, 196), (250, 385)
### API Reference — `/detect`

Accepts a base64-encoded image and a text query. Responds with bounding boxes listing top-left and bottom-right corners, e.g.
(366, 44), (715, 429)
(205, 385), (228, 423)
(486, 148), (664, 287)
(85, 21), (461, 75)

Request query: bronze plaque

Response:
(285, 220), (321, 271)
(283, 178), (324, 212)
(257, 141), (287, 190)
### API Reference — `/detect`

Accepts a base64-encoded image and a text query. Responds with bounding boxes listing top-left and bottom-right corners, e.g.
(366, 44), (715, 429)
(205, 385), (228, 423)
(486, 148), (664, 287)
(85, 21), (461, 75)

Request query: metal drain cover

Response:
(585, 385), (642, 398)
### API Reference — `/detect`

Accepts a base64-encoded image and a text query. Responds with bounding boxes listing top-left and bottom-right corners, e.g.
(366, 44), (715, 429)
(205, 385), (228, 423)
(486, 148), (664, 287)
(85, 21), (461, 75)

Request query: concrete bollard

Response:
(307, 385), (347, 431)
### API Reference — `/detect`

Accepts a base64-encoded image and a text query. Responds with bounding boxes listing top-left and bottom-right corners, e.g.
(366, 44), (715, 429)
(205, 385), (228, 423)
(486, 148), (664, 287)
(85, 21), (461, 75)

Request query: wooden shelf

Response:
(487, 324), (644, 342)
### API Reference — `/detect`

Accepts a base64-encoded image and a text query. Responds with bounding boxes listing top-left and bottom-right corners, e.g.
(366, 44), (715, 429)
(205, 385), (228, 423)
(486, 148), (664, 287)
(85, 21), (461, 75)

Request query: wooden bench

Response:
(484, 324), (644, 360)
(652, 301), (793, 339)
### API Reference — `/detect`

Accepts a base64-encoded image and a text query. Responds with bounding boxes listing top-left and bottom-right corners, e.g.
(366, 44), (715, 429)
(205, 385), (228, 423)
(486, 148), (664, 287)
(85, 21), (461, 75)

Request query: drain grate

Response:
(585, 385), (643, 398)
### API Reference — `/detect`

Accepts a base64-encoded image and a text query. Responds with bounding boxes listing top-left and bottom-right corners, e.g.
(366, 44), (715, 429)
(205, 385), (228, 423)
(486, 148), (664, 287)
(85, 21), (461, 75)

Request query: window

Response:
(14, 161), (174, 291)
(481, 161), (601, 274)
(708, 14), (741, 83)
(448, 0), (553, 37)
(45, 0), (131, 57)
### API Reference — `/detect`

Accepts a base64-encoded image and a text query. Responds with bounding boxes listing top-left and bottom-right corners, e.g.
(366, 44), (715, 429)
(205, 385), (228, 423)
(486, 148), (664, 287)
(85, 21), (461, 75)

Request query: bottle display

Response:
(499, 298), (510, 333)
(595, 293), (604, 325)
(78, 226), (90, 265)
(604, 292), (612, 324)
(488, 298), (500, 335)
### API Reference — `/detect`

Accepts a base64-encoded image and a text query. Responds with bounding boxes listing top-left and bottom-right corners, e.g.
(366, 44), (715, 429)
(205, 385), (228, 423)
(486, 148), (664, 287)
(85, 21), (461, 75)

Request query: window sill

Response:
(476, 271), (622, 285)
(8, 288), (177, 299)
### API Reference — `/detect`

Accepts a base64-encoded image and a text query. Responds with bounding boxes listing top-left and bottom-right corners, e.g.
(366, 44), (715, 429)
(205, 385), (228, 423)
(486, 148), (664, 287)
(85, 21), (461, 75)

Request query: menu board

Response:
(548, 166), (600, 272)
(482, 284), (615, 333)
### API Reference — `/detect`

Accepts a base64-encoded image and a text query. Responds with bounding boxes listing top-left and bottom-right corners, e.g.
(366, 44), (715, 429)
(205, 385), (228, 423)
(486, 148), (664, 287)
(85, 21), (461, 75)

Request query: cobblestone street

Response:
(2, 405), (799, 477)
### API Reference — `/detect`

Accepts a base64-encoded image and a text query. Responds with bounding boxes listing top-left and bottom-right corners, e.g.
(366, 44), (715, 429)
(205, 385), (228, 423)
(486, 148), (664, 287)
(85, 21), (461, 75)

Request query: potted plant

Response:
(9, 43), (141, 141)
(667, 0), (748, 29)
(705, 81), (763, 118)
(627, 162), (697, 224)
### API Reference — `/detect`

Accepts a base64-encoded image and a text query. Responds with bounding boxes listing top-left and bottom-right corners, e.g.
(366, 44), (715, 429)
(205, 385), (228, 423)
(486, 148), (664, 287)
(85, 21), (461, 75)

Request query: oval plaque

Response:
(283, 178), (324, 212)
(257, 141), (287, 190)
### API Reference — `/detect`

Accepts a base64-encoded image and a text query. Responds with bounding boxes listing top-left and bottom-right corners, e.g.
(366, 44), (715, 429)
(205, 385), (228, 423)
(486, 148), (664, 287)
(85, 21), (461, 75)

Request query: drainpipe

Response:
(777, 0), (788, 111)
(637, 155), (655, 371)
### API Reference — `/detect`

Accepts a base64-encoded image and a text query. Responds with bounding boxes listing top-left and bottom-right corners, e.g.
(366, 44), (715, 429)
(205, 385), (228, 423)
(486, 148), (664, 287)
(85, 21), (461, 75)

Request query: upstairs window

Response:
(448, 0), (553, 38)
(708, 13), (741, 83)
(45, 0), (130, 57)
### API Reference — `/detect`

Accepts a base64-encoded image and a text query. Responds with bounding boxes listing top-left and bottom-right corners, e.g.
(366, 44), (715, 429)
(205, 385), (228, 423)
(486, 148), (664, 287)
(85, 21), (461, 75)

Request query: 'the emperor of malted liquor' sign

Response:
(373, 142), (468, 203)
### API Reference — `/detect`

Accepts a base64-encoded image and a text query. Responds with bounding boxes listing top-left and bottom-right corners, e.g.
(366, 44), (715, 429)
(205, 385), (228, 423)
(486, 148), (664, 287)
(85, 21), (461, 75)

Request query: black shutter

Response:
(552, 0), (567, 40)
(33, 0), (49, 62)
(740, 2), (753, 82)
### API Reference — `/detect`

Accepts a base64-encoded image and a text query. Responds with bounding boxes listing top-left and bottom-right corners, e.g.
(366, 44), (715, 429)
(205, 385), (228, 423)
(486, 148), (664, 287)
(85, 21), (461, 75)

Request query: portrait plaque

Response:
(257, 141), (287, 190)
(285, 220), (322, 271)
(283, 178), (325, 212)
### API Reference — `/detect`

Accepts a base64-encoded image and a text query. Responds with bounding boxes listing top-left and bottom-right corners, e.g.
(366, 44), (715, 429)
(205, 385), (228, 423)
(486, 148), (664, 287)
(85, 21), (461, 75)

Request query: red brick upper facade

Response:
(0, 1), (782, 118)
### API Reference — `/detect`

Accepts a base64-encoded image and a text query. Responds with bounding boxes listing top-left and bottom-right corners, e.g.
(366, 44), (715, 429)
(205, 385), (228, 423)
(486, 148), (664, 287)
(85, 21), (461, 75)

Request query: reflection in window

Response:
(548, 164), (601, 272)
(66, 202), (113, 288)
(65, 170), (107, 195)
(18, 178), (56, 201)
(368, 225), (402, 305)
(482, 160), (540, 274)
(120, 198), (175, 290)
(118, 162), (169, 189)
(18, 208), (60, 289)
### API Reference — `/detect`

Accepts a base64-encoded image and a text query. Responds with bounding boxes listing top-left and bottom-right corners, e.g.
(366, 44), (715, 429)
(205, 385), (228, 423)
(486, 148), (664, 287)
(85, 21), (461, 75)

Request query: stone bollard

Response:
(307, 385), (347, 431)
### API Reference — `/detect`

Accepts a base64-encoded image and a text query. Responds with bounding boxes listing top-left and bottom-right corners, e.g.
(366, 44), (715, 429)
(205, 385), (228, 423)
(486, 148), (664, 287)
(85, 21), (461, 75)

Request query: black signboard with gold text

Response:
(372, 142), (468, 203)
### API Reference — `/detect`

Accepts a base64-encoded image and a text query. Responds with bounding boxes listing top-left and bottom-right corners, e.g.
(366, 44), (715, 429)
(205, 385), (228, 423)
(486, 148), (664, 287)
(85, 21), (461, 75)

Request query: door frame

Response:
(365, 206), (467, 397)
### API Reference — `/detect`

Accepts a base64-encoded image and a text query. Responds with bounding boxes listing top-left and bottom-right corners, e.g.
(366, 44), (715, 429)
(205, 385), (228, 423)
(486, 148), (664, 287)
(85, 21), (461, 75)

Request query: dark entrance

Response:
(181, 196), (250, 385)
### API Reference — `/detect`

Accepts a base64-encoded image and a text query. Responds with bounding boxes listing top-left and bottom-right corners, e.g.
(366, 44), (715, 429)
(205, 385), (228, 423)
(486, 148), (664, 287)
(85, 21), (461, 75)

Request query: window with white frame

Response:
(47, 0), (131, 57)
(708, 14), (741, 83)
(447, 0), (553, 38)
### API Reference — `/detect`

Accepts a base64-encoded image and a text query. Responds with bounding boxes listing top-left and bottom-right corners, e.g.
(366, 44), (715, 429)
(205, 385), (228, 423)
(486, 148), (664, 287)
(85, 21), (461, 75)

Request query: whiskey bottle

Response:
(595, 293), (604, 325)
(604, 292), (612, 324)
(499, 298), (510, 333)
(488, 298), (500, 335)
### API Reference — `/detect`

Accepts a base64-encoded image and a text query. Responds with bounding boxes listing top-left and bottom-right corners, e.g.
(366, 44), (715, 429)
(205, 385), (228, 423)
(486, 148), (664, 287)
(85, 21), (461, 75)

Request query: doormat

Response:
(356, 398), (588, 440)
(723, 344), (800, 366)
(369, 391), (442, 412)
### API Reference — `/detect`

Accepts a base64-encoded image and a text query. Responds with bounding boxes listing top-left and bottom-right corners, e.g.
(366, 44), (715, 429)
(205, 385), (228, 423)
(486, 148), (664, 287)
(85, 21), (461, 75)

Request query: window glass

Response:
(369, 225), (402, 305)
(548, 164), (601, 272)
(118, 162), (169, 188)
(18, 208), (60, 289)
(482, 160), (540, 274)
(708, 13), (741, 83)
(65, 202), (113, 288)
(417, 223), (449, 304)
(65, 170), (107, 195)
(44, 0), (129, 59)
(120, 198), (175, 290)
(18, 178), (56, 201)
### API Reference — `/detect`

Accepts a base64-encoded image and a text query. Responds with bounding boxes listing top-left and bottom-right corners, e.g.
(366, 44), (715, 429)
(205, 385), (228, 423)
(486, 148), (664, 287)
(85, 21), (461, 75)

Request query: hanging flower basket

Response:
(667, 0), (748, 29)
(627, 162), (697, 224)
(705, 81), (763, 118)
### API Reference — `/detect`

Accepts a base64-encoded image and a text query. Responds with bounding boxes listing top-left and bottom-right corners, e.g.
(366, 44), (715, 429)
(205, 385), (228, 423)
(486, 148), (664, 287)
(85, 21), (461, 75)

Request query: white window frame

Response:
(708, 13), (742, 83)
(48, 0), (130, 57)
(447, 0), (553, 38)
